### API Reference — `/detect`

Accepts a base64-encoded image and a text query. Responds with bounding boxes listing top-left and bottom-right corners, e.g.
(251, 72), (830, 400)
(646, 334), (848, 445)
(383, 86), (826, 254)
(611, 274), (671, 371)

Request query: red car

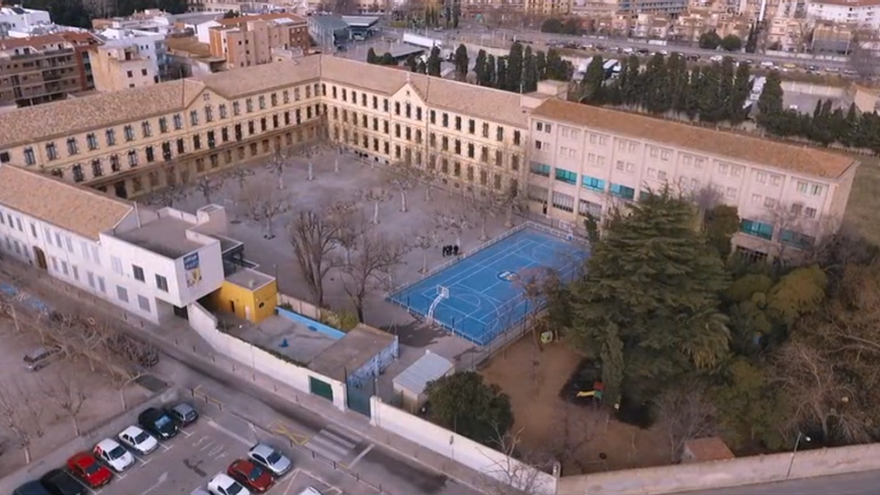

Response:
(67, 451), (113, 488)
(227, 459), (274, 493)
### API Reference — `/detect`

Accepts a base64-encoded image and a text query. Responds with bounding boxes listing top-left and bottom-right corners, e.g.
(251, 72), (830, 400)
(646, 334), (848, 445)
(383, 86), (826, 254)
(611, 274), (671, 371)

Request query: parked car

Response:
(39, 470), (86, 495)
(105, 333), (159, 368)
(23, 346), (60, 371)
(65, 452), (112, 488)
(227, 459), (274, 493)
(12, 480), (52, 495)
(297, 488), (322, 495)
(138, 407), (179, 439)
(207, 473), (251, 495)
(94, 438), (135, 472)
(166, 402), (199, 427)
(247, 443), (292, 477)
(118, 425), (158, 455)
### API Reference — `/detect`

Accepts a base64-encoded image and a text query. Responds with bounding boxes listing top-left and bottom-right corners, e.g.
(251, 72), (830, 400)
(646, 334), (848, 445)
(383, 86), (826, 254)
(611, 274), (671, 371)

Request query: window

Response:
(780, 230), (815, 249)
(740, 219), (774, 240)
(111, 256), (123, 274)
(173, 114), (183, 130)
(87, 271), (95, 289)
(46, 143), (59, 160)
(756, 171), (767, 183)
(190, 110), (199, 126)
(581, 175), (606, 192)
(551, 191), (575, 212)
(804, 207), (817, 219)
(24, 147), (36, 165)
(86, 133), (99, 150)
(91, 245), (100, 264)
(810, 184), (823, 196)
(530, 162), (551, 177)
(610, 183), (635, 200)
(116, 285), (129, 303)
(155, 274), (168, 292)
(763, 197), (776, 208)
(72, 265), (79, 281)
(137, 295), (150, 312)
(124, 125), (135, 141)
(64, 236), (73, 252)
(66, 137), (79, 155)
(72, 164), (84, 182)
(555, 168), (577, 185)
(97, 276), (106, 293)
(141, 121), (152, 137)
(132, 265), (145, 282)
(128, 150), (139, 167)
(725, 187), (737, 198)
(751, 193), (762, 204)
(105, 129), (117, 146)
(578, 199), (602, 218)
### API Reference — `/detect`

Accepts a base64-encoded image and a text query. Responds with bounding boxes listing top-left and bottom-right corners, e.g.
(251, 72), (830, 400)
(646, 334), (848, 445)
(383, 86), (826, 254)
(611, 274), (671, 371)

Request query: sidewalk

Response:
(0, 261), (500, 494)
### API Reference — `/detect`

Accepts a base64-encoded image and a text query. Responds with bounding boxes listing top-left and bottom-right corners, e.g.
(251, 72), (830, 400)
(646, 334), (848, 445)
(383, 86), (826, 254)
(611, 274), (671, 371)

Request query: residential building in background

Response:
(0, 56), (859, 260)
(0, 32), (101, 108)
(91, 9), (225, 35)
(0, 5), (51, 35)
(91, 44), (158, 91)
(528, 98), (858, 260)
(199, 13), (309, 69)
(806, 0), (880, 30)
(95, 27), (168, 80)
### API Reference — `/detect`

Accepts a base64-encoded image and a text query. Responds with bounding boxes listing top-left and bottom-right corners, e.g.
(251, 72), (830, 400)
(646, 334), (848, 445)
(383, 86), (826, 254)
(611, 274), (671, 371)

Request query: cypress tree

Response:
(535, 50), (547, 80)
(685, 66), (703, 120)
(453, 44), (469, 81)
(621, 54), (641, 107)
(522, 46), (539, 93)
(506, 42), (525, 92)
(667, 52), (690, 114)
(644, 53), (670, 114)
(474, 49), (488, 86)
(567, 187), (731, 405)
(427, 46), (442, 76)
(581, 56), (606, 104)
(366, 47), (377, 64)
(757, 70), (784, 129)
(718, 57), (736, 121)
(486, 54), (496, 88)
(406, 54), (418, 72)
(698, 63), (722, 123)
(729, 61), (753, 124)
(841, 102), (860, 147)
(495, 57), (508, 91)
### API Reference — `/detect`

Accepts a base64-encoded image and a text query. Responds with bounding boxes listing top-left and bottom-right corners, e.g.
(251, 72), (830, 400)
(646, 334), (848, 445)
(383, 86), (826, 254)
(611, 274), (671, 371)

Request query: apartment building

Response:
(0, 5), (51, 34)
(96, 28), (168, 82)
(0, 163), (273, 324)
(618, 0), (689, 16)
(204, 13), (309, 69)
(527, 98), (858, 259)
(0, 32), (101, 108)
(0, 56), (859, 258)
(91, 44), (159, 91)
(807, 0), (880, 30)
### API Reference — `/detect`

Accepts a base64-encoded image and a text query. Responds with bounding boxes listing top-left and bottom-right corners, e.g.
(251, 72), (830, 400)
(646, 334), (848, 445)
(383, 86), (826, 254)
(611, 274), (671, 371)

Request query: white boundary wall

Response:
(557, 442), (880, 495)
(187, 302), (347, 411)
(370, 397), (557, 494)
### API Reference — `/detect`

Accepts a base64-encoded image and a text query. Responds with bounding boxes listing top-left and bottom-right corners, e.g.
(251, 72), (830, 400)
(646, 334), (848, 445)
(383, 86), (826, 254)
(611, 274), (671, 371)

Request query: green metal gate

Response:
(309, 376), (334, 402)
(346, 382), (372, 417)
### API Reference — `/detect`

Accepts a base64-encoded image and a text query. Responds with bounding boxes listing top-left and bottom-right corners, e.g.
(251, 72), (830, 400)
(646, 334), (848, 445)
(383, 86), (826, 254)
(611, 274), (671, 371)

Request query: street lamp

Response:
(785, 431), (811, 479)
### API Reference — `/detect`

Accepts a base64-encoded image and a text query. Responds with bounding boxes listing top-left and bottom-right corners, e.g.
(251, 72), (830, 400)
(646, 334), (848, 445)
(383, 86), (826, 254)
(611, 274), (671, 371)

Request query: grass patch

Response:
(845, 156), (880, 247)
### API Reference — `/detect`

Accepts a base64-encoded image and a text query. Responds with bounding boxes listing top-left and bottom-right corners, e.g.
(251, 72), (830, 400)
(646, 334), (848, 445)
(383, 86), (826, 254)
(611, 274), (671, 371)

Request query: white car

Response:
(207, 473), (251, 495)
(94, 438), (135, 472)
(247, 443), (292, 477)
(118, 425), (159, 455)
(297, 488), (322, 495)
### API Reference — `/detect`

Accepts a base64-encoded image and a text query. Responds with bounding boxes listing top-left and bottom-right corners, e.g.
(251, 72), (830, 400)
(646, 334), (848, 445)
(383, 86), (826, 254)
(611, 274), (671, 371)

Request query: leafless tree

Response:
(433, 205), (470, 248)
(326, 199), (361, 265)
(691, 185), (724, 225)
(267, 147), (292, 190)
(466, 188), (500, 242)
(423, 160), (440, 202)
(482, 423), (557, 495)
(547, 406), (597, 474)
(763, 201), (809, 260)
(41, 375), (89, 436)
(653, 381), (719, 463)
(288, 209), (342, 307)
(384, 160), (421, 213)
(364, 187), (393, 225)
(340, 221), (410, 321)
(0, 380), (40, 463)
(194, 173), (224, 205)
(239, 182), (292, 240)
(413, 229), (437, 274)
(224, 167), (255, 223)
(513, 266), (556, 348)
(148, 164), (190, 208)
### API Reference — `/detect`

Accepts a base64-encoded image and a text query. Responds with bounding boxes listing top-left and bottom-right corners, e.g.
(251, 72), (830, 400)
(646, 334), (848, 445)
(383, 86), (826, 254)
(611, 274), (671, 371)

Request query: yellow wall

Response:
(212, 279), (278, 323)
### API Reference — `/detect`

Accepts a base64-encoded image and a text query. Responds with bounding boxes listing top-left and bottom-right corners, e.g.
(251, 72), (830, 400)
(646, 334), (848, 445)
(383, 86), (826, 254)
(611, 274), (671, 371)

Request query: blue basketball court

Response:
(388, 226), (590, 346)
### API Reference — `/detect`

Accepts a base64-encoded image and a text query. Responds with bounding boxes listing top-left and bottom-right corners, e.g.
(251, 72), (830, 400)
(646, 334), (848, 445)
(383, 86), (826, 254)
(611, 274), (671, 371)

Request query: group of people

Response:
(441, 244), (460, 257)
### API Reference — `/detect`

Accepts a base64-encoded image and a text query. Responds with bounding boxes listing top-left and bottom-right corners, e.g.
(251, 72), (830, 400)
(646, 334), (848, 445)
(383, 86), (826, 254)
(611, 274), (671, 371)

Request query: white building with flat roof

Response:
(0, 6), (51, 34)
(97, 28), (168, 80)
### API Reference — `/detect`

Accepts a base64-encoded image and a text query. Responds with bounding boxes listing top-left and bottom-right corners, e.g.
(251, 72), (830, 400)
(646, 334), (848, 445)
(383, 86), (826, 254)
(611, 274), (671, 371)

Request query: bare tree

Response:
(41, 375), (89, 436)
(326, 199), (361, 265)
(364, 187), (392, 225)
(433, 205), (470, 248)
(340, 221), (410, 321)
(194, 173), (224, 205)
(384, 160), (421, 213)
(482, 424), (556, 495)
(224, 167), (255, 223)
(413, 229), (437, 274)
(148, 164), (190, 208)
(423, 156), (440, 202)
(653, 381), (719, 463)
(466, 188), (500, 242)
(239, 182), (291, 240)
(547, 406), (597, 474)
(288, 209), (342, 307)
(267, 147), (291, 190)
(0, 380), (39, 463)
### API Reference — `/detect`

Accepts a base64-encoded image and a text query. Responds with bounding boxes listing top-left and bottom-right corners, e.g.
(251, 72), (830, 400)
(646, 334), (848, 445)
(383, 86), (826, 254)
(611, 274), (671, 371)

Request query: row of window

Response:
(740, 219), (815, 248)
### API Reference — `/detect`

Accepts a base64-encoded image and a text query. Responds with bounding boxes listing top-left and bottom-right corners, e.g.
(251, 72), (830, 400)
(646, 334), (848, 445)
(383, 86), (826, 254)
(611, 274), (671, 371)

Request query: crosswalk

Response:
(305, 424), (363, 464)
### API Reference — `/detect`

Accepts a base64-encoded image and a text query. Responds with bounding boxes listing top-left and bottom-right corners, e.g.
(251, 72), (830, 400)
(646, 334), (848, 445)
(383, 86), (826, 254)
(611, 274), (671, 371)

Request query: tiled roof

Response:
(198, 56), (321, 99)
(319, 57), (529, 128)
(0, 79), (204, 148)
(532, 98), (856, 179)
(0, 164), (133, 240)
(216, 12), (306, 26)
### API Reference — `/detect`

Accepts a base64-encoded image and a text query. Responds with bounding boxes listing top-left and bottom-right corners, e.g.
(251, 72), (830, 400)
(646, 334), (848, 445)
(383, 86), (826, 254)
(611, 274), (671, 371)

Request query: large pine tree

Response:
(729, 61), (753, 124)
(522, 46), (539, 93)
(506, 42), (525, 92)
(567, 188), (731, 405)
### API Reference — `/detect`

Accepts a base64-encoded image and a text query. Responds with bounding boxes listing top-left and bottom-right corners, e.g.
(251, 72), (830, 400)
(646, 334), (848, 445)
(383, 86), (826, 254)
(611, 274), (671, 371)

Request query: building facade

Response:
(205, 13), (309, 69)
(91, 44), (159, 91)
(0, 33), (101, 108)
(0, 6), (51, 34)
(528, 99), (858, 259)
(0, 55), (860, 259)
(807, 0), (880, 30)
(0, 164), (269, 324)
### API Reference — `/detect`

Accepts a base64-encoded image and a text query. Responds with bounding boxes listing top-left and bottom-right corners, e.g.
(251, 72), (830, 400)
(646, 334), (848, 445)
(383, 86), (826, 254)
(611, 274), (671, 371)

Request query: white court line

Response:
(347, 443), (374, 468)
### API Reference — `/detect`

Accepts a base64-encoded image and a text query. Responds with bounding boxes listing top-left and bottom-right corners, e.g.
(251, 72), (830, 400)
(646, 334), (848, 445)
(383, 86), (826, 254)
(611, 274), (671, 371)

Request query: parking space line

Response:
(282, 469), (302, 495)
(159, 443), (173, 452)
(131, 453), (152, 467)
(179, 428), (194, 438)
(206, 419), (254, 447)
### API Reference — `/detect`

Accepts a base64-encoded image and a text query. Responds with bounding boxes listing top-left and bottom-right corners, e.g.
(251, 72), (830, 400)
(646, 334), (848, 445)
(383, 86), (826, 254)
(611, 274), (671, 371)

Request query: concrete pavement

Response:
(0, 260), (491, 495)
(679, 469), (880, 495)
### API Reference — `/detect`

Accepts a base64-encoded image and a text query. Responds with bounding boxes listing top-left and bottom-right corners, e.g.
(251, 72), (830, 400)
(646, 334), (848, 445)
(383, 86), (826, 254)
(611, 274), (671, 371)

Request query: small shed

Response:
(681, 437), (736, 464)
(392, 351), (455, 413)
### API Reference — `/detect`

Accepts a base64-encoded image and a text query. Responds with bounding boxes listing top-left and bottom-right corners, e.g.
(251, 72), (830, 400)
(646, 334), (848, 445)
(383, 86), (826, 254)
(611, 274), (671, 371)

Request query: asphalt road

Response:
(378, 26), (851, 70)
(679, 470), (880, 495)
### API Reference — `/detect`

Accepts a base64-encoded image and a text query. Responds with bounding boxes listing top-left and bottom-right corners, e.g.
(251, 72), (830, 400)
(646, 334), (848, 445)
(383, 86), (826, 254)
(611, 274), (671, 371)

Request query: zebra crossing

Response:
(305, 424), (365, 464)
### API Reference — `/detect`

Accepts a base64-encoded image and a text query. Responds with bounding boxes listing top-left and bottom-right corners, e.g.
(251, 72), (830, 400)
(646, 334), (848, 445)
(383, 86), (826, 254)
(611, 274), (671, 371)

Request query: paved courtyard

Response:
(148, 148), (530, 368)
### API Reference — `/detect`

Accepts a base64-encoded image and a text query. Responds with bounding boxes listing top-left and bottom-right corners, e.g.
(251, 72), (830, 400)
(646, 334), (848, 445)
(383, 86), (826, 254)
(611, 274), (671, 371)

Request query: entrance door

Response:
(114, 182), (128, 199)
(173, 305), (189, 320)
(33, 247), (47, 270)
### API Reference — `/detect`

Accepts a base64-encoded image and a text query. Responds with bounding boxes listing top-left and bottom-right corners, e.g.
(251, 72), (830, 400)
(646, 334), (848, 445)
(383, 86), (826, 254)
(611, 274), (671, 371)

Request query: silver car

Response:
(248, 443), (292, 477)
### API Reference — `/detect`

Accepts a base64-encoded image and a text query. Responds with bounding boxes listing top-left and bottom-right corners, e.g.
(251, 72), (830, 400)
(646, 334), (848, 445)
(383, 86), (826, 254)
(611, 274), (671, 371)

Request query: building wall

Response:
(212, 278), (278, 323)
(0, 49), (83, 107)
(348, 334), (399, 387)
(807, 2), (880, 29)
(528, 115), (847, 257)
(91, 46), (157, 92)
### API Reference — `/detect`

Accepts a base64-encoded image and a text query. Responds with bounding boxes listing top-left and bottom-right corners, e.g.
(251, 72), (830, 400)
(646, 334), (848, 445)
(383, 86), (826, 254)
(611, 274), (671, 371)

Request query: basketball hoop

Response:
(426, 286), (449, 325)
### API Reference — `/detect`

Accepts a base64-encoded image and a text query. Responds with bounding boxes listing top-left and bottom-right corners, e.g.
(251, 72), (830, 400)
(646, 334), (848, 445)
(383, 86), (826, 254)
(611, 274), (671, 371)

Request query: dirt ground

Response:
(479, 337), (671, 475)
(0, 317), (150, 476)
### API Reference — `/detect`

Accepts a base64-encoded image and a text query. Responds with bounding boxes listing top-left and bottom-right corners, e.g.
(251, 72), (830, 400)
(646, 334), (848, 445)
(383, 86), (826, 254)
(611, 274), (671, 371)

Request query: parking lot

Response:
(60, 400), (380, 495)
